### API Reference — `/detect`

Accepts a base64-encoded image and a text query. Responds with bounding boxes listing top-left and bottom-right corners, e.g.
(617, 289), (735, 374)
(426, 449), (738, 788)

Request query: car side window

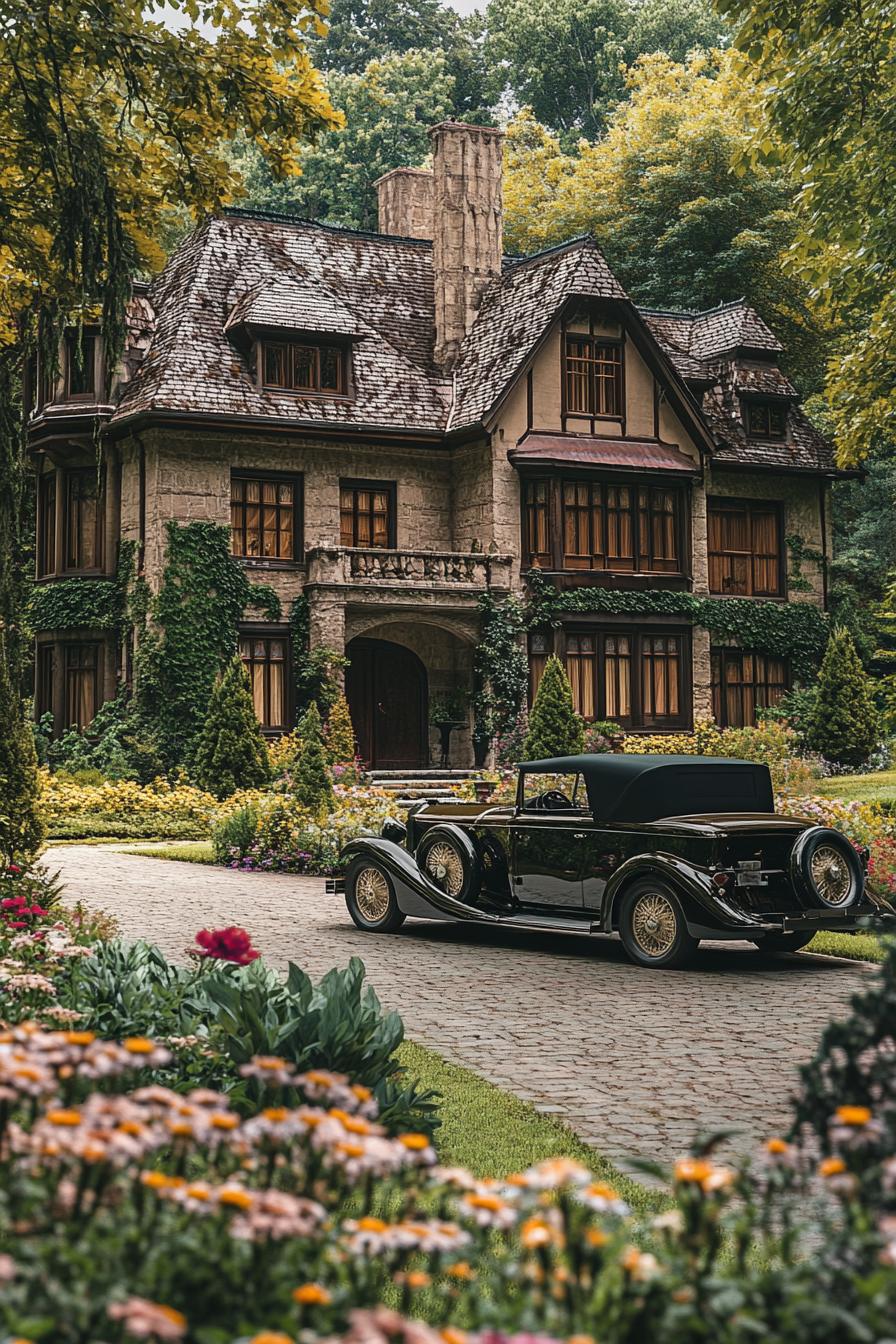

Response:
(519, 772), (590, 814)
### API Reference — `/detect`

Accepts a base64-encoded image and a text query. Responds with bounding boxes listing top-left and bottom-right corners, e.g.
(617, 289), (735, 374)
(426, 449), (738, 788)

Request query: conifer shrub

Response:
(0, 645), (45, 864)
(523, 655), (585, 759)
(193, 655), (270, 799)
(293, 702), (335, 813)
(325, 693), (357, 764)
(809, 626), (880, 767)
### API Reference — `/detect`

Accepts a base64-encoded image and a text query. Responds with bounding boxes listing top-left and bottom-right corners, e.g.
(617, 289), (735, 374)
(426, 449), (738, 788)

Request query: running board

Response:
(498, 913), (600, 936)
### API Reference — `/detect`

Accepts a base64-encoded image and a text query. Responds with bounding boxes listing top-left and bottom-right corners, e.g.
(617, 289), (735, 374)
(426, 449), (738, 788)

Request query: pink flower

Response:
(107, 1297), (187, 1339)
(192, 926), (260, 965)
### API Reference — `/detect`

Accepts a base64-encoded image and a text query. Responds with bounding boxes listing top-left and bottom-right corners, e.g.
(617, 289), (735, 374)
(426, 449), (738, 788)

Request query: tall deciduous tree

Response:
(0, 0), (339, 678)
(230, 49), (455, 230)
(720, 0), (896, 465)
(503, 52), (825, 389)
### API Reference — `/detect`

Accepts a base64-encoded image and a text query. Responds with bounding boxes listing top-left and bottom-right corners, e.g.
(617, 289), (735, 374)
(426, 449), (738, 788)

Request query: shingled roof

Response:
(112, 211), (836, 474)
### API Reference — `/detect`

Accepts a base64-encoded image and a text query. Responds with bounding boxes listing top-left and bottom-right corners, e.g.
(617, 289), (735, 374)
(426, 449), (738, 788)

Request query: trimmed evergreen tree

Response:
(809, 626), (880, 767)
(193, 655), (270, 799)
(0, 642), (45, 865)
(523, 655), (585, 759)
(325, 693), (357, 764)
(294, 702), (335, 813)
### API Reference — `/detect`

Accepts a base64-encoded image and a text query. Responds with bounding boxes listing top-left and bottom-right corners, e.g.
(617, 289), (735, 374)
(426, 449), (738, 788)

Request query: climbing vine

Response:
(27, 540), (137, 635)
(525, 569), (829, 684)
(133, 521), (280, 767)
(473, 592), (529, 750)
(289, 594), (347, 716)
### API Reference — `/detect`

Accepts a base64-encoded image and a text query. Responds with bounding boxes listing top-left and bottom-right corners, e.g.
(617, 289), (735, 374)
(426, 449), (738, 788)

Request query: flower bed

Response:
(42, 770), (220, 840)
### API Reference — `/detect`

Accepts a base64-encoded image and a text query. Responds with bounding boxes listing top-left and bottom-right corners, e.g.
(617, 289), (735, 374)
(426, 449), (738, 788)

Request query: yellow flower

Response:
(218, 1188), (254, 1210)
(819, 1156), (846, 1177)
(122, 1037), (156, 1055)
(45, 1108), (81, 1127)
(354, 1216), (387, 1233)
(398, 1132), (431, 1151)
(835, 1105), (872, 1127)
(765, 1137), (790, 1154)
(292, 1283), (332, 1306)
(249, 1335), (294, 1344)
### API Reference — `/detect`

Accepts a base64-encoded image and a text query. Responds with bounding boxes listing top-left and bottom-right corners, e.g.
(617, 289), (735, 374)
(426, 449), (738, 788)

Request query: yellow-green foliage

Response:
(0, 648), (45, 863)
(623, 718), (820, 793)
(325, 694), (357, 764)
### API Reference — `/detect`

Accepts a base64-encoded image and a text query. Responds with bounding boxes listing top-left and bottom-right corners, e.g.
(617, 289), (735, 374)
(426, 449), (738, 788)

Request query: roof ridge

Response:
(506, 235), (597, 269)
(221, 206), (432, 248)
(639, 297), (751, 320)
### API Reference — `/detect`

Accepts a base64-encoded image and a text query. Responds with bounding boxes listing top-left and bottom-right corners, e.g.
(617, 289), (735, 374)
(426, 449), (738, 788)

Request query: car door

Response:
(510, 815), (589, 908)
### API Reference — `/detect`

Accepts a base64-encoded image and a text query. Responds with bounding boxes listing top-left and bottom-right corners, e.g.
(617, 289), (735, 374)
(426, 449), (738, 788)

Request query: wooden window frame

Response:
(521, 474), (687, 578)
(238, 625), (293, 735)
(64, 330), (100, 402)
(260, 339), (349, 397)
(62, 467), (104, 575)
(37, 471), (57, 578)
(230, 470), (303, 565)
(561, 625), (692, 731)
(63, 642), (100, 730)
(745, 399), (788, 440)
(35, 644), (55, 722)
(711, 648), (790, 728)
(563, 331), (624, 425)
(707, 496), (785, 599)
(339, 479), (397, 550)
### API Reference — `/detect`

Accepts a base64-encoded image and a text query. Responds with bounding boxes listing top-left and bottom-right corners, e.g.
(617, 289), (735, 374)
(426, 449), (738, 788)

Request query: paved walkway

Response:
(47, 845), (874, 1168)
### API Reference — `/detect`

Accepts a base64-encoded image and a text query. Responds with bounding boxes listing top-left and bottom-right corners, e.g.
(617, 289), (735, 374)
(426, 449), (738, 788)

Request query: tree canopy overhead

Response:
(720, 0), (896, 466)
(503, 52), (825, 389)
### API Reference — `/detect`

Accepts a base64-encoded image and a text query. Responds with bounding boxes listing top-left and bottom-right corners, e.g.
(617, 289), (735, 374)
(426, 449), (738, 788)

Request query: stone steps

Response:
(367, 768), (477, 803)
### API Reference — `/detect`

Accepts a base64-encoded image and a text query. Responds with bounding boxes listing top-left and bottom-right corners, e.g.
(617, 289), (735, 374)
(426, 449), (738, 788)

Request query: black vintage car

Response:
(332, 755), (895, 969)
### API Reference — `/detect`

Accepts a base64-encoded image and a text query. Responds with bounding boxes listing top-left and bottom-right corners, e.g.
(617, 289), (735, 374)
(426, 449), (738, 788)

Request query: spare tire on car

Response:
(790, 827), (864, 910)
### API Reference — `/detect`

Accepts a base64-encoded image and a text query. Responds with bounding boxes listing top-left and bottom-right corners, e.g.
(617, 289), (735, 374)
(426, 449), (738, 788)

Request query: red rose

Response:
(193, 925), (260, 965)
(6, 864), (21, 876)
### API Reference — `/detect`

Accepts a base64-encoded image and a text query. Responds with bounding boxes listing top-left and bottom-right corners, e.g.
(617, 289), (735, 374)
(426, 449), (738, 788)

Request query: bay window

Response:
(523, 477), (685, 576)
(63, 469), (103, 572)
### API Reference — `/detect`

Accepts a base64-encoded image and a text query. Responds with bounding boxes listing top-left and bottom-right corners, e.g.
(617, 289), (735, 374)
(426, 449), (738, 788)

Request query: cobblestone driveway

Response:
(48, 845), (874, 1168)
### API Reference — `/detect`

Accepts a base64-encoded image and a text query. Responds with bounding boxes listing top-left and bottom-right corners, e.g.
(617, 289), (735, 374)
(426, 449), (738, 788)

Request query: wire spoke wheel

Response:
(810, 844), (852, 906)
(630, 891), (679, 958)
(424, 840), (465, 897)
(354, 866), (392, 923)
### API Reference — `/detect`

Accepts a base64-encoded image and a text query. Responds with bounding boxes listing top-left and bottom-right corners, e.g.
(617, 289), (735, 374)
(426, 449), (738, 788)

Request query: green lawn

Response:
(816, 770), (896, 805)
(807, 929), (884, 962)
(397, 1040), (658, 1212)
(123, 841), (216, 863)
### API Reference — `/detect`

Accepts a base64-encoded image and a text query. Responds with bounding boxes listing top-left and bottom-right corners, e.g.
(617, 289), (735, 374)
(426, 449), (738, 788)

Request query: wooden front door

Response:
(346, 638), (428, 769)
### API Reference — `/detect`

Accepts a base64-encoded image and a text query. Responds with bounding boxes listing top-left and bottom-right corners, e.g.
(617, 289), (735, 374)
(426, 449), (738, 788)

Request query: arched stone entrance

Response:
(345, 637), (428, 769)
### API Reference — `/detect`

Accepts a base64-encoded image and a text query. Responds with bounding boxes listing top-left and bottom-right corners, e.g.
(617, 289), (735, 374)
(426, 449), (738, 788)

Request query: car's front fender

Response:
(600, 852), (774, 937)
(340, 836), (501, 924)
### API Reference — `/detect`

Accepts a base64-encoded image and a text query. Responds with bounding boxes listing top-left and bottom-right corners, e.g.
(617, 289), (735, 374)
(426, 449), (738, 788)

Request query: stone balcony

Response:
(306, 546), (513, 593)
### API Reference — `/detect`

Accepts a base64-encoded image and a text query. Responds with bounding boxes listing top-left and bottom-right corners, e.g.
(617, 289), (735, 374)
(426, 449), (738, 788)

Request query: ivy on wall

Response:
(133, 521), (280, 766)
(27, 540), (138, 635)
(525, 568), (829, 684)
(472, 592), (529, 749)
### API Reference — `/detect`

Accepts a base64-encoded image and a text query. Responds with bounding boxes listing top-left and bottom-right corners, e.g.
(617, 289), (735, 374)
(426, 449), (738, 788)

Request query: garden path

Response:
(48, 844), (874, 1170)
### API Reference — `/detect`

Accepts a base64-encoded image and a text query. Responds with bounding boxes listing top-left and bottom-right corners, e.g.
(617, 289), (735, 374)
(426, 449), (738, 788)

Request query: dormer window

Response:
(564, 335), (623, 418)
(746, 400), (787, 439)
(262, 340), (347, 395)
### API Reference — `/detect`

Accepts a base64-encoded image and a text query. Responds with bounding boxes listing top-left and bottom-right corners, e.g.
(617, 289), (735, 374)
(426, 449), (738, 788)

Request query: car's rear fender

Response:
(601, 852), (774, 937)
(340, 836), (502, 925)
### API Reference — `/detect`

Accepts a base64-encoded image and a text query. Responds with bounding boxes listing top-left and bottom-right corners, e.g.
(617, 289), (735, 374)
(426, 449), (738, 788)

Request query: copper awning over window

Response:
(508, 434), (701, 476)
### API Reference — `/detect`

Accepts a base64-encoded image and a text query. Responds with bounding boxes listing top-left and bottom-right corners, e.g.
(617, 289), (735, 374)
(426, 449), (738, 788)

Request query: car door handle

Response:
(573, 833), (586, 839)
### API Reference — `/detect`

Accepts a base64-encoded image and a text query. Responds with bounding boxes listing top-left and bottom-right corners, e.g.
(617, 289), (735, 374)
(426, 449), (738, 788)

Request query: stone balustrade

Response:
(306, 546), (513, 591)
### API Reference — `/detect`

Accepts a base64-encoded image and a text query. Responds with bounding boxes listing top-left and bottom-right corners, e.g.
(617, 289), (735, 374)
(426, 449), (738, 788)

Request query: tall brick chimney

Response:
(430, 121), (504, 370)
(375, 122), (505, 371)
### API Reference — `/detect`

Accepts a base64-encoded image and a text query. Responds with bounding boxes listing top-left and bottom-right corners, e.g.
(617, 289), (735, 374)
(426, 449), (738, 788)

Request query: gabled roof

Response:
(641, 301), (783, 361)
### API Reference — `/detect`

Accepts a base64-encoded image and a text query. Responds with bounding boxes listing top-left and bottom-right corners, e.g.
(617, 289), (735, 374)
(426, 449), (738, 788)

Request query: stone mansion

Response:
(27, 120), (845, 769)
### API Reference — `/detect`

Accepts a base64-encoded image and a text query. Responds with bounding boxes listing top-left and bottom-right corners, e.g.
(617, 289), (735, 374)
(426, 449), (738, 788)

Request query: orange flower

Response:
(819, 1156), (846, 1177)
(441, 1329), (467, 1344)
(45, 1109), (81, 1127)
(835, 1105), (872, 1127)
(520, 1215), (558, 1249)
(249, 1335), (294, 1344)
(351, 1084), (372, 1103)
(765, 1137), (789, 1154)
(218, 1188), (254, 1210)
(355, 1216), (387, 1233)
(403, 1271), (431, 1290)
(63, 1030), (95, 1046)
(292, 1283), (332, 1306)
(584, 1227), (609, 1248)
(122, 1037), (156, 1055)
(398, 1132), (431, 1151)
(446, 1262), (475, 1281)
(263, 1108), (288, 1123)
(674, 1158), (712, 1184)
(210, 1112), (239, 1131)
(465, 1192), (504, 1212)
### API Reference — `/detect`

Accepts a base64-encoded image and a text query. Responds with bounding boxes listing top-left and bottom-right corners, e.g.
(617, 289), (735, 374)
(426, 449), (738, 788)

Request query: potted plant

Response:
(430, 690), (468, 767)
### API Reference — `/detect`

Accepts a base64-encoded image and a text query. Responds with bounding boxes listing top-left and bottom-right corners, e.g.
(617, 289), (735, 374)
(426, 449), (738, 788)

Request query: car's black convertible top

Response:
(518, 754), (775, 824)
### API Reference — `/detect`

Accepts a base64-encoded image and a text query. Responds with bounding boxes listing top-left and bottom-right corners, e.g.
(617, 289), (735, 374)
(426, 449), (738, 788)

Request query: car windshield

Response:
(519, 772), (589, 813)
